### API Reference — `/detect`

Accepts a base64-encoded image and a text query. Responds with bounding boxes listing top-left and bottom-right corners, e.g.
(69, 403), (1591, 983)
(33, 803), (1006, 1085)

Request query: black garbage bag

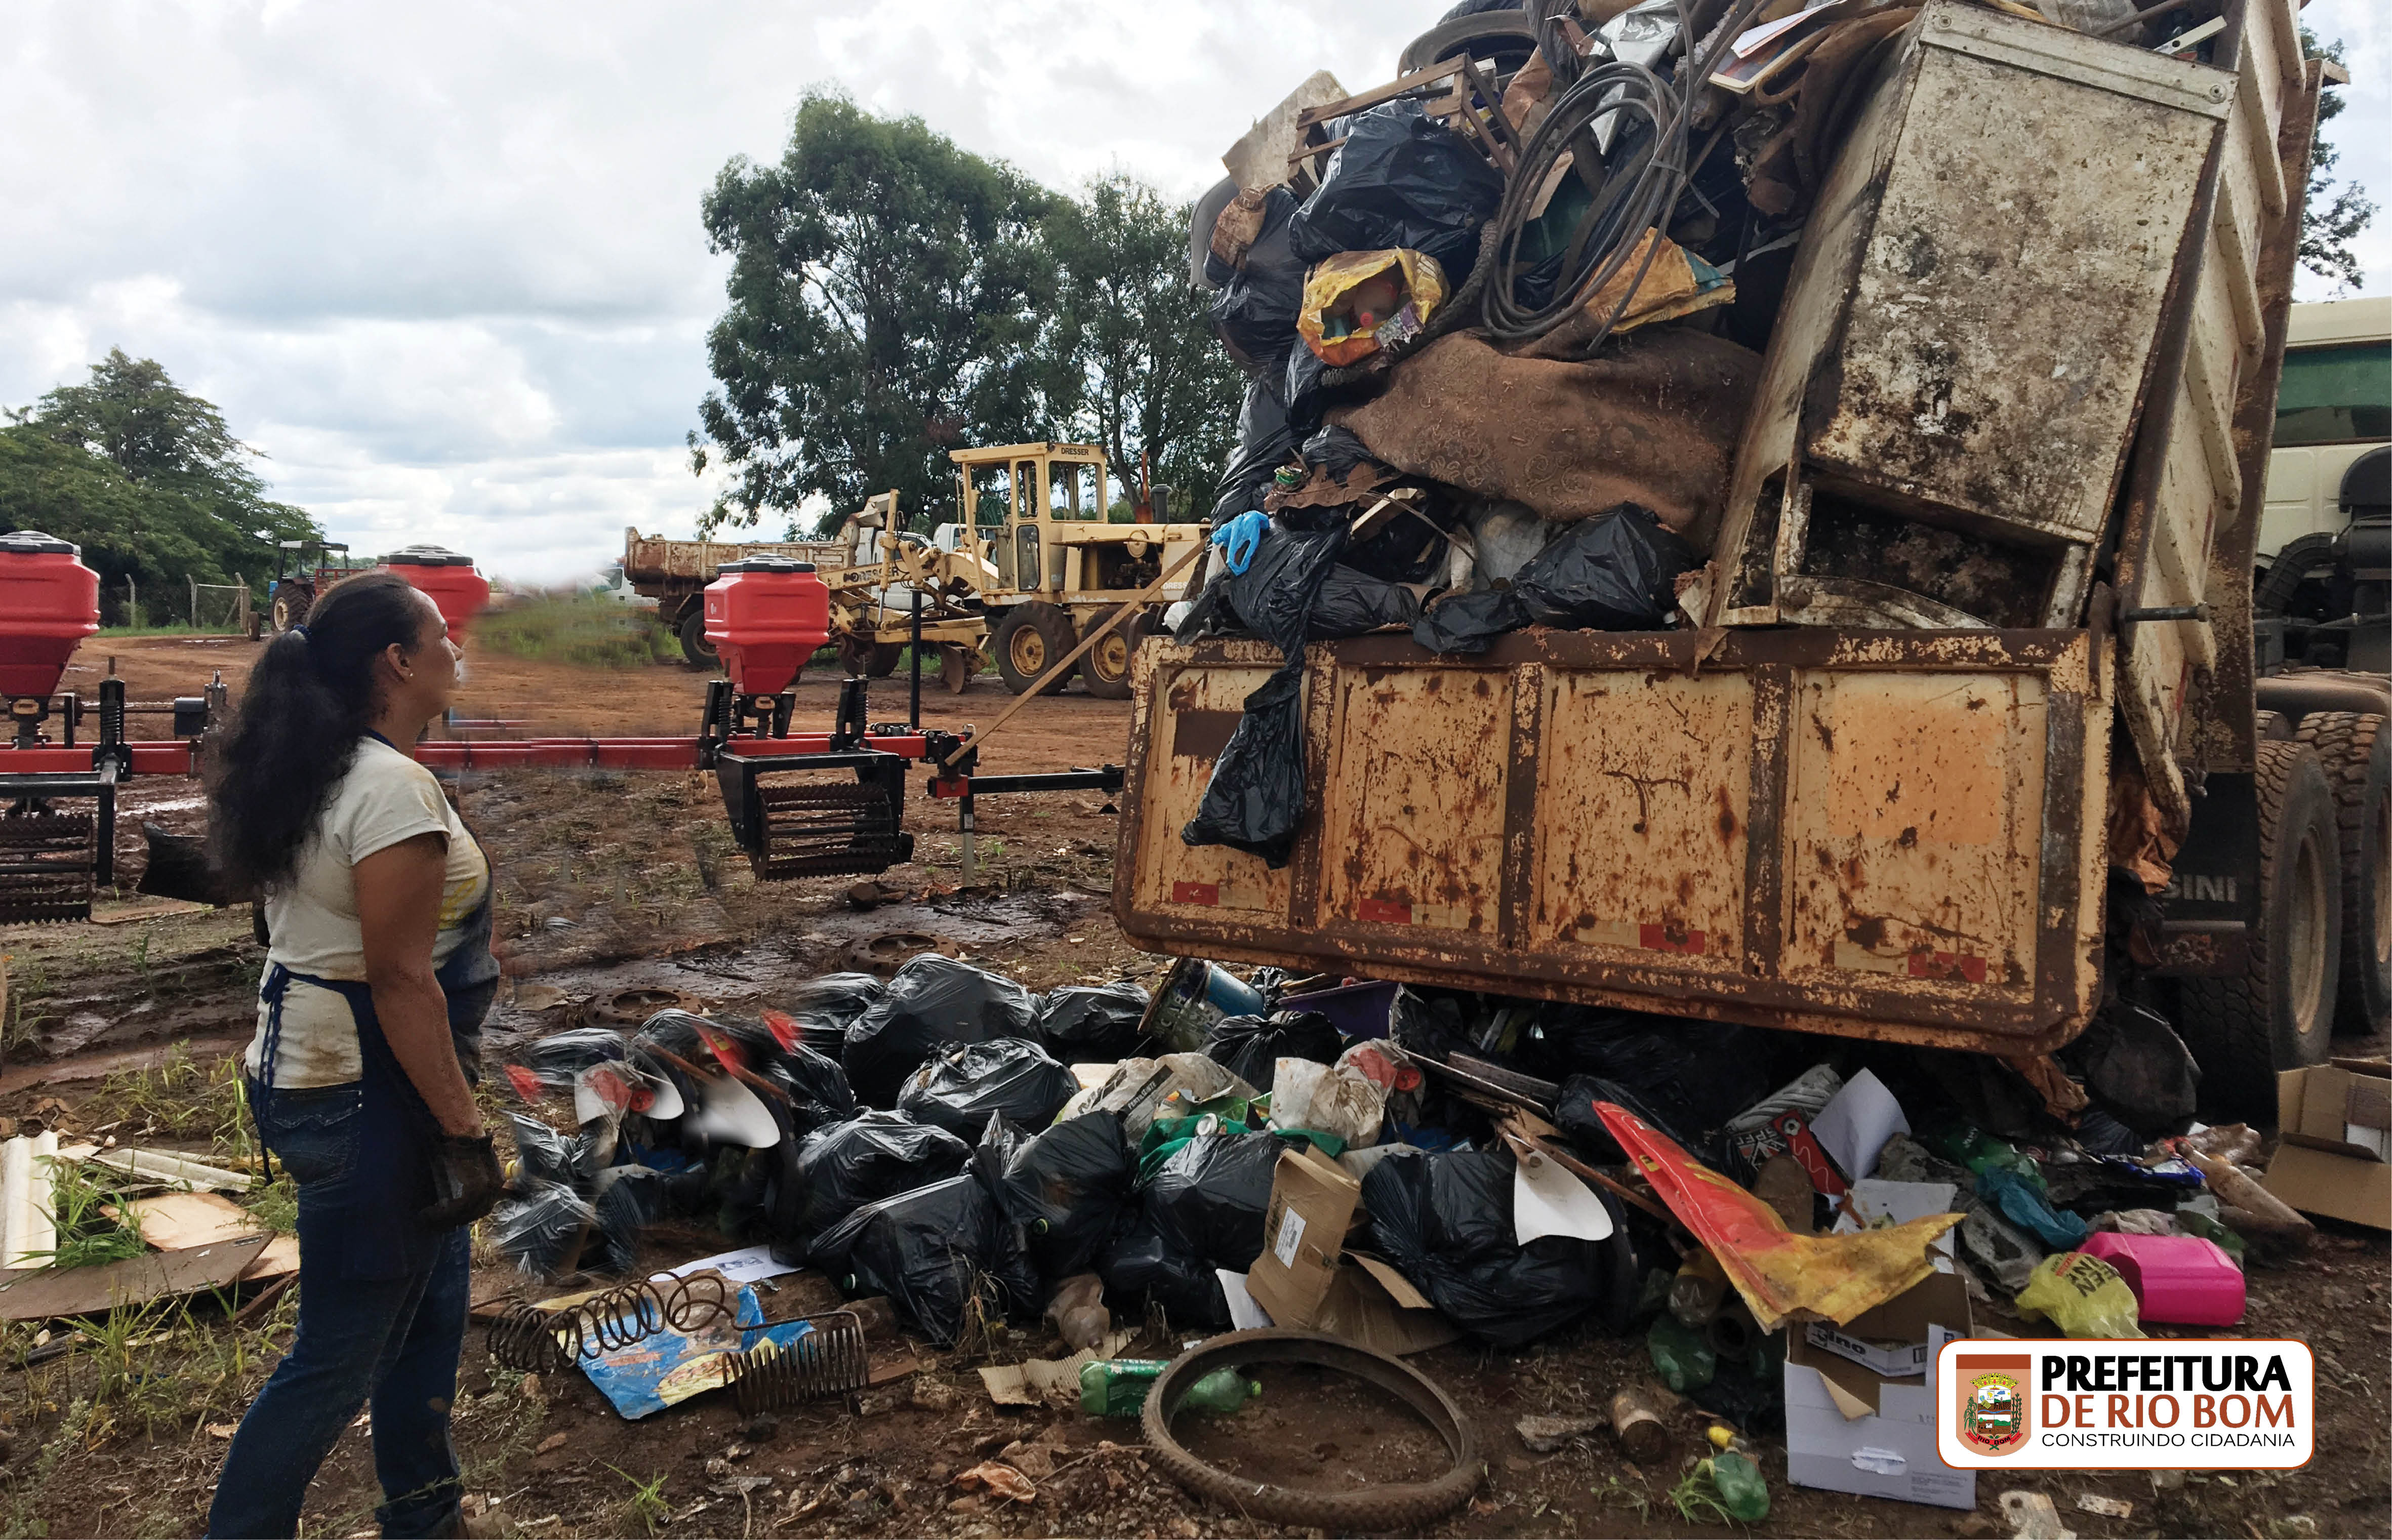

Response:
(1208, 186), (1306, 373)
(1413, 504), (1694, 654)
(1038, 982), (1152, 1063)
(844, 955), (1041, 1106)
(1528, 1009), (1777, 1162)
(810, 1171), (1040, 1346)
(517, 1026), (630, 1089)
(591, 1166), (676, 1274)
(1285, 342), (1334, 438)
(1301, 424), (1377, 482)
(764, 1041), (858, 1136)
(778, 1109), (973, 1253)
(1204, 1010), (1344, 1093)
(1183, 521), (1349, 867)
(1311, 566), (1421, 636)
(1210, 374), (1298, 529)
(1099, 1130), (1289, 1327)
(490, 1180), (597, 1277)
(1361, 1148), (1621, 1348)
(998, 1109), (1137, 1282)
(897, 1037), (1078, 1141)
(783, 972), (887, 1057)
(507, 1113), (581, 1189)
(1287, 101), (1506, 276)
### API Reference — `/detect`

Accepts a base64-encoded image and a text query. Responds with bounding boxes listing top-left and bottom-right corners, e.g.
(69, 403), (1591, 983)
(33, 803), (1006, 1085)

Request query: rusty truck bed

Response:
(1113, 624), (2114, 1056)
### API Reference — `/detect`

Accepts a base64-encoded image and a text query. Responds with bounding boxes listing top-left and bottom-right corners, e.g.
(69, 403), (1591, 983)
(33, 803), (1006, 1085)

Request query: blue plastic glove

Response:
(1211, 510), (1270, 576)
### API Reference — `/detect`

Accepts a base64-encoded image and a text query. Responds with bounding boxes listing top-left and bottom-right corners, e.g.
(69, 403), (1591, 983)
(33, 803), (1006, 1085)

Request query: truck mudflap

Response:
(1114, 626), (2114, 1056)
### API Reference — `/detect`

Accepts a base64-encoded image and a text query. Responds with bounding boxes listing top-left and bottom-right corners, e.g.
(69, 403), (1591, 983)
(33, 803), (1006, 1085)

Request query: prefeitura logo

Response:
(1955, 1354), (2032, 1456)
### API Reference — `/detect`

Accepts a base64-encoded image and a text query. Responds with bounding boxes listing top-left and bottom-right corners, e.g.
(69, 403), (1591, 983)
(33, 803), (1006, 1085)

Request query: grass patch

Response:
(30, 1160), (146, 1271)
(95, 1042), (255, 1163)
(477, 595), (678, 669)
(608, 1466), (672, 1536)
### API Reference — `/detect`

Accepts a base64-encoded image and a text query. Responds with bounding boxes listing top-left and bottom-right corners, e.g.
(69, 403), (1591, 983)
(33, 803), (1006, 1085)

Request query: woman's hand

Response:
(356, 832), (483, 1138)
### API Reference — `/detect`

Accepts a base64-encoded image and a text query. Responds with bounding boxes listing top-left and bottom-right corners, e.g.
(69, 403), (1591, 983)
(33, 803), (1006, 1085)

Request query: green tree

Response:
(1043, 175), (1243, 522)
(2299, 30), (2373, 293)
(690, 93), (1070, 538)
(2, 350), (317, 601)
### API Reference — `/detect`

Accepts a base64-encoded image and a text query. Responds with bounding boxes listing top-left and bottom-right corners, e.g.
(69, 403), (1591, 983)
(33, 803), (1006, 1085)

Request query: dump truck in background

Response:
(631, 443), (1212, 696)
(622, 528), (852, 669)
(1115, 0), (2385, 1121)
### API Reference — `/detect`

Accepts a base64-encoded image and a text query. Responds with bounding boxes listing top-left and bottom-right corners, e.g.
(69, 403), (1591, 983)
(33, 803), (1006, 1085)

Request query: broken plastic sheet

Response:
(1809, 1069), (1908, 1183)
(1513, 1149), (1614, 1245)
(1595, 1102), (1961, 1332)
(1414, 503), (1695, 655)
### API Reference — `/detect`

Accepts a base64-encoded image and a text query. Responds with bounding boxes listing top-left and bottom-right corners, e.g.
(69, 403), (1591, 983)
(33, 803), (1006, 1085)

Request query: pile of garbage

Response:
(1169, 0), (2228, 860)
(489, 945), (2370, 1510)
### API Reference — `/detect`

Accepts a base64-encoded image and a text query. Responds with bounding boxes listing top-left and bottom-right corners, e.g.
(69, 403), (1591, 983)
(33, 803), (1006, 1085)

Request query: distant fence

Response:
(99, 576), (253, 633)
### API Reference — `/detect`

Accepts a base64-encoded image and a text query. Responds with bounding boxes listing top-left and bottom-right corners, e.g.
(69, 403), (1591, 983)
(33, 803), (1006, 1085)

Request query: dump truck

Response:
(621, 529), (852, 669)
(1114, 0), (2385, 1120)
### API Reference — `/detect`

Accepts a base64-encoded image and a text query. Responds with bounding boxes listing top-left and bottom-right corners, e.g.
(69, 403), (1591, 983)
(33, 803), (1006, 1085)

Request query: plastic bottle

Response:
(1668, 1249), (1728, 1327)
(1644, 1315), (1716, 1393)
(1079, 1359), (1260, 1418)
(1706, 1427), (1770, 1521)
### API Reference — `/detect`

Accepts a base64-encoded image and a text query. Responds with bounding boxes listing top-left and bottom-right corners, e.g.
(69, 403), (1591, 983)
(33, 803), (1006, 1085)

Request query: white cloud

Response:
(5, 0), (2381, 584)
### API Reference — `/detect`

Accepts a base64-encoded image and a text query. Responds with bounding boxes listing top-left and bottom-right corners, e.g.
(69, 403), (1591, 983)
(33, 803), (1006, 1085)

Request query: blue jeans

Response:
(207, 1082), (469, 1539)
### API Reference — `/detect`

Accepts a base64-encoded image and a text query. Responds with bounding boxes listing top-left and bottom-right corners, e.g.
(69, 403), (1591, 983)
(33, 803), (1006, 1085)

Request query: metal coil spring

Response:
(484, 1272), (741, 1375)
(719, 1310), (870, 1414)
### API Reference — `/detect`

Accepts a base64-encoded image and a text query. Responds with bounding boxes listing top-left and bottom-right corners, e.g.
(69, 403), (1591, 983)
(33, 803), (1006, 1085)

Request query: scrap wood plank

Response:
(108, 1191), (266, 1251)
(0, 1233), (270, 1321)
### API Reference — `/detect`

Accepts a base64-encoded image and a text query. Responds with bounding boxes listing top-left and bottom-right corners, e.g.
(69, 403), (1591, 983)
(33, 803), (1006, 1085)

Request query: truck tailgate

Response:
(1115, 627), (2113, 1055)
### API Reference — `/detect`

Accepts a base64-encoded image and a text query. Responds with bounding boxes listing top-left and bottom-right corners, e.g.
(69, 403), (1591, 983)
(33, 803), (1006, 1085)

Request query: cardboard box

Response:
(1245, 1145), (1458, 1356)
(2264, 1059), (2392, 1230)
(1783, 1270), (1976, 1511)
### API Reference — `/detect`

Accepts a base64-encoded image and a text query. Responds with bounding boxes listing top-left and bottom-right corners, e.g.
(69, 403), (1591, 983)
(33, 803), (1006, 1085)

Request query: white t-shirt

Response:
(245, 738), (491, 1088)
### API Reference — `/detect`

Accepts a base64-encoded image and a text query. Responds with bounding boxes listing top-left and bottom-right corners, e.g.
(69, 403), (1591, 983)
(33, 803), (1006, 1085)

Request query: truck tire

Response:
(2294, 711), (2389, 1033)
(1397, 13), (1540, 76)
(268, 582), (312, 634)
(868, 642), (904, 678)
(678, 606), (718, 671)
(1076, 606), (1142, 700)
(992, 605), (1074, 696)
(2178, 740), (2343, 1119)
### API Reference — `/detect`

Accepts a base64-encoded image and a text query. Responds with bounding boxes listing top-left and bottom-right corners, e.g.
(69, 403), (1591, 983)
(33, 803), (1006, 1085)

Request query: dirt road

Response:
(4, 636), (2387, 1540)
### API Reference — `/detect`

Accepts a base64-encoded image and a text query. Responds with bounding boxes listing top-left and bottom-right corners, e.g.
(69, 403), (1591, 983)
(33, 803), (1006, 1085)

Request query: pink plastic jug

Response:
(2078, 1232), (2245, 1326)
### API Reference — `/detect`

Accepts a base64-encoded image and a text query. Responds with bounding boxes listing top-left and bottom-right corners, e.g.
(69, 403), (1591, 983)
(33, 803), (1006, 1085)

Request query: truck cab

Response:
(2256, 296), (2390, 673)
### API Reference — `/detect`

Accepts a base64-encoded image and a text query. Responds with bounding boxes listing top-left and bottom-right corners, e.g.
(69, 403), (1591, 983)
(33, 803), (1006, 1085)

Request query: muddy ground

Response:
(3, 635), (2387, 1539)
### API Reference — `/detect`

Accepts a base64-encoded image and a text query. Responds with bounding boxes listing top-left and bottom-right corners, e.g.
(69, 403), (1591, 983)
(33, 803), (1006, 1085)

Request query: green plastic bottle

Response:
(1645, 1315), (1716, 1393)
(1706, 1426), (1770, 1521)
(1079, 1360), (1260, 1418)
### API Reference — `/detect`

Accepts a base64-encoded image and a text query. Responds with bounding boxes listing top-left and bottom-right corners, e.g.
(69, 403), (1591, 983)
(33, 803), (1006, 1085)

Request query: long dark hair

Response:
(208, 572), (434, 893)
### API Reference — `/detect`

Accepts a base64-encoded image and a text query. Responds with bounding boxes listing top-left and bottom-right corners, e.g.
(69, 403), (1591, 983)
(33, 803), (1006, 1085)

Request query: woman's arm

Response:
(355, 832), (483, 1138)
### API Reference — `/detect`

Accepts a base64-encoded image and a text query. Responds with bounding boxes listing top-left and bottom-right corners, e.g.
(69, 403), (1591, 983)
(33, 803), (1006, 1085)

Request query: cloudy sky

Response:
(4, 1), (2384, 586)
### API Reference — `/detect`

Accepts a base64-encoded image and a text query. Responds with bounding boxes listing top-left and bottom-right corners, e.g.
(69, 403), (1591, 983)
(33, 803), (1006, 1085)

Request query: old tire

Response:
(2179, 740), (2343, 1120)
(2295, 711), (2390, 1033)
(1396, 13), (1540, 75)
(1140, 1329), (1482, 1532)
(678, 607), (718, 671)
(1077, 606), (1141, 700)
(992, 605), (1074, 696)
(268, 582), (312, 634)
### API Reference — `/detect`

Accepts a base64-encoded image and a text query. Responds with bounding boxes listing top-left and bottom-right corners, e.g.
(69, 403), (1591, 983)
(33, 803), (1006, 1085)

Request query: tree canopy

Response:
(691, 94), (1068, 536)
(1, 348), (319, 596)
(2299, 30), (2374, 294)
(1044, 174), (1243, 520)
(690, 94), (1240, 538)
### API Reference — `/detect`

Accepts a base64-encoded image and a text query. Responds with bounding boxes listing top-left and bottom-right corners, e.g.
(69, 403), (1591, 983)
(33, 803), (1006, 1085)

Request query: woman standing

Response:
(206, 572), (505, 1539)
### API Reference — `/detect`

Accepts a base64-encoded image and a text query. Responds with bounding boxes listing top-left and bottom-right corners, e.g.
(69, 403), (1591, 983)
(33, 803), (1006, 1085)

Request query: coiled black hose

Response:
(1480, 0), (1767, 346)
